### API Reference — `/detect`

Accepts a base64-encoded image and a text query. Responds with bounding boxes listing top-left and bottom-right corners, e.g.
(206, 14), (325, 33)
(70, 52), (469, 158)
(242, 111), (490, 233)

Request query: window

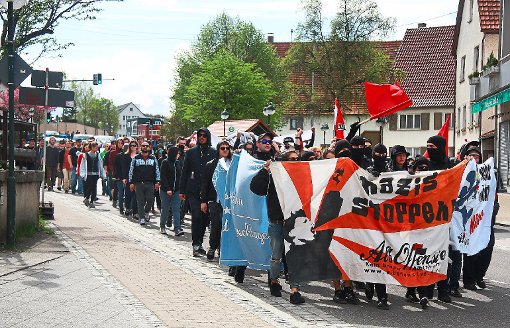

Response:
(399, 114), (421, 130)
(123, 116), (125, 121)
(460, 56), (466, 82)
(289, 117), (303, 130)
(468, 0), (474, 22)
(444, 113), (453, 128)
(130, 108), (133, 112)
(407, 147), (425, 157)
(462, 106), (467, 129)
(473, 46), (479, 71)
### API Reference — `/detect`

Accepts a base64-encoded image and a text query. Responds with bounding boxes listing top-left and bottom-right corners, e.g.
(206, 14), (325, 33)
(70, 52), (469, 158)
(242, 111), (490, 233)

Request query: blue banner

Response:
(216, 151), (271, 270)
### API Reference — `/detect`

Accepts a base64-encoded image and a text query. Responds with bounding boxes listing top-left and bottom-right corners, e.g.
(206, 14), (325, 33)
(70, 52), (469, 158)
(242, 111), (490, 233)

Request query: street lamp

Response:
(375, 117), (388, 145)
(320, 123), (329, 146)
(263, 102), (276, 130)
(221, 109), (229, 138)
(1, 0), (28, 246)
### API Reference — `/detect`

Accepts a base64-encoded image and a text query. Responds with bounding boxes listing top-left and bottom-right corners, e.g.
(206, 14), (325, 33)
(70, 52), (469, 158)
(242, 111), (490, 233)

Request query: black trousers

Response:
(208, 201), (223, 250)
(366, 283), (387, 300)
(463, 243), (494, 285)
(84, 175), (99, 201)
(188, 196), (209, 247)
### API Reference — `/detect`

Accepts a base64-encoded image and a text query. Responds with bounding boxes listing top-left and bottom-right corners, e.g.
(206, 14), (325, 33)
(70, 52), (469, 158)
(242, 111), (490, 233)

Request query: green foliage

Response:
(0, 0), (123, 59)
(468, 71), (480, 79)
(284, 0), (396, 112)
(482, 52), (499, 71)
(171, 13), (288, 131)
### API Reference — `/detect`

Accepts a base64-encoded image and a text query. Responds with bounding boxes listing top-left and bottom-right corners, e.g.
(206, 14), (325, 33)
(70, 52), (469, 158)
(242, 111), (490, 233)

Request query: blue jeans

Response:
(116, 181), (125, 210)
(268, 222), (299, 288)
(71, 167), (83, 194)
(160, 189), (181, 231)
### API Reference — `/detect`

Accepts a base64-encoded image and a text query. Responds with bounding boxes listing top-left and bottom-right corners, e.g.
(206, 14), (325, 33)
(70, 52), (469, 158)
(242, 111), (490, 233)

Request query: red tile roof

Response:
(478, 0), (500, 33)
(394, 26), (456, 108)
(271, 41), (402, 116)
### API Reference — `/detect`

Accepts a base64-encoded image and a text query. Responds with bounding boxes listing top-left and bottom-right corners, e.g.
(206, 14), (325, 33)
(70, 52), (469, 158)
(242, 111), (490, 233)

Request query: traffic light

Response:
(46, 112), (52, 123)
(93, 73), (102, 85)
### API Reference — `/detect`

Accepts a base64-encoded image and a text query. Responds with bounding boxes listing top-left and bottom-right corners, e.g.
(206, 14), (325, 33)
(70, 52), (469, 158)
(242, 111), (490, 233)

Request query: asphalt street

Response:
(15, 190), (510, 327)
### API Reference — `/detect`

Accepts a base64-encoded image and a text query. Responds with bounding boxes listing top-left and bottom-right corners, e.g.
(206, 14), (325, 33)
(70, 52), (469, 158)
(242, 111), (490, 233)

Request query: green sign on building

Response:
(472, 87), (510, 113)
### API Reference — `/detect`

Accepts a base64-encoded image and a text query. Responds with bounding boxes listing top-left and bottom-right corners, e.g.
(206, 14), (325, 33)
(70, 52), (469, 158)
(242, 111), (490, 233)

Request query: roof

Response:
(394, 26), (456, 108)
(271, 41), (402, 116)
(478, 0), (500, 33)
(207, 119), (276, 137)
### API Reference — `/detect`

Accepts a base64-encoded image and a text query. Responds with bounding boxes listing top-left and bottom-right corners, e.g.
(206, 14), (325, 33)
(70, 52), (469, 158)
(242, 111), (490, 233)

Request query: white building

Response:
(116, 102), (146, 137)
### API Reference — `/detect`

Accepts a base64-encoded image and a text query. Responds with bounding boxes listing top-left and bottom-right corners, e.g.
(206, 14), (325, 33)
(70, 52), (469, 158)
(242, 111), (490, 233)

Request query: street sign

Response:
(31, 70), (64, 88)
(19, 87), (75, 108)
(0, 53), (33, 87)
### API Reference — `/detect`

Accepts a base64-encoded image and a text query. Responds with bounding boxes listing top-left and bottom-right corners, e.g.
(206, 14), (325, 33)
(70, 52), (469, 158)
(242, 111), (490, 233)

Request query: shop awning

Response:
(472, 86), (510, 113)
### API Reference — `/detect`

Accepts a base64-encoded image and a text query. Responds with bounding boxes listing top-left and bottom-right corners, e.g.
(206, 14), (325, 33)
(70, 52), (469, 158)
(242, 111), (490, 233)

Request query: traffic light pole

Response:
(7, 0), (16, 245)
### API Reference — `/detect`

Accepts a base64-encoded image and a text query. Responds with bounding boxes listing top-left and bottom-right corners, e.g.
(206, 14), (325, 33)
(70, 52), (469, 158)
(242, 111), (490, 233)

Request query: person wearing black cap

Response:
(254, 132), (278, 161)
(389, 145), (409, 172)
(461, 143), (499, 291)
(282, 136), (295, 153)
(180, 128), (217, 257)
(365, 143), (390, 309)
(425, 135), (459, 303)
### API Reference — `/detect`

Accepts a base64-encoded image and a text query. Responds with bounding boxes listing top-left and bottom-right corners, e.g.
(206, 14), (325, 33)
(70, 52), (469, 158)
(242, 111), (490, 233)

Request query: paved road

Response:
(4, 190), (510, 327)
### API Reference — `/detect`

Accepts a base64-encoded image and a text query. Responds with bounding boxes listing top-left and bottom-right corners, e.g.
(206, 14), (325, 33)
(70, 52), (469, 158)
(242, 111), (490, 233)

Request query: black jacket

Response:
(200, 158), (219, 203)
(120, 154), (134, 180)
(180, 128), (217, 197)
(128, 153), (160, 184)
(429, 156), (456, 171)
(114, 152), (125, 180)
(160, 147), (181, 193)
(250, 168), (284, 223)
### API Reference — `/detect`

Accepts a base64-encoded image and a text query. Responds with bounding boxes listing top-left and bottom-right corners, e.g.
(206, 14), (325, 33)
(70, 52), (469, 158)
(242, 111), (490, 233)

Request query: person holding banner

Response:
(460, 144), (499, 291)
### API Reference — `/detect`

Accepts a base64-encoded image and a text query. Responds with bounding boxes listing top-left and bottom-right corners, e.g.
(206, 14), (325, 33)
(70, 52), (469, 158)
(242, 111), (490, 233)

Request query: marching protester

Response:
(69, 139), (83, 194)
(45, 136), (60, 191)
(76, 142), (89, 198)
(180, 128), (217, 257)
(114, 143), (128, 215)
(251, 146), (305, 304)
(79, 142), (106, 208)
(201, 141), (232, 261)
(388, 145), (409, 172)
(159, 145), (184, 236)
(58, 140), (73, 193)
(128, 141), (160, 225)
(123, 140), (139, 218)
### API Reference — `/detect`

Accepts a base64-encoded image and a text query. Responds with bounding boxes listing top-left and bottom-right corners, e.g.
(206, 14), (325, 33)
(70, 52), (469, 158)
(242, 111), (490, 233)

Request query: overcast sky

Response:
(23, 0), (458, 117)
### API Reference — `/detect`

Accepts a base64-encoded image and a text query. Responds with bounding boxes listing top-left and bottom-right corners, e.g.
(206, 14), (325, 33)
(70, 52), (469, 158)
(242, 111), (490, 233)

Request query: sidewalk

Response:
(497, 193), (510, 226)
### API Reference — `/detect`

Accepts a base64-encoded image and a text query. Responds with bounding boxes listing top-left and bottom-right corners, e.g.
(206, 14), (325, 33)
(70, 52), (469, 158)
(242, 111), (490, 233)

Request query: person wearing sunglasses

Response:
(180, 128), (217, 257)
(128, 142), (160, 225)
(254, 132), (278, 161)
(122, 141), (139, 217)
(200, 141), (232, 261)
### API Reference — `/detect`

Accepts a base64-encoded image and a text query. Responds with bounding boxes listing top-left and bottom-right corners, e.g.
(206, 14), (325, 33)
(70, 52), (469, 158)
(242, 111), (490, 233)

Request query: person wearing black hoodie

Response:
(201, 141), (232, 261)
(180, 128), (217, 257)
(160, 146), (183, 236)
(425, 135), (459, 303)
(388, 145), (409, 172)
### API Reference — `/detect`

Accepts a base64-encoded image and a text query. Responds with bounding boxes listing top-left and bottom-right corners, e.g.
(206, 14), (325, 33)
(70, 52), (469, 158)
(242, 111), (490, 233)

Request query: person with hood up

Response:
(349, 135), (372, 169)
(425, 135), (459, 303)
(201, 141), (232, 261)
(180, 128), (217, 257)
(160, 145), (184, 236)
(388, 145), (409, 172)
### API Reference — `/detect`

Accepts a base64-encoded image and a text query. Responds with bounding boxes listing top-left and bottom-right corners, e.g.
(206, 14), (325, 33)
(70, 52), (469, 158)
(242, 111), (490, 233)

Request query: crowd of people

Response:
(37, 122), (498, 310)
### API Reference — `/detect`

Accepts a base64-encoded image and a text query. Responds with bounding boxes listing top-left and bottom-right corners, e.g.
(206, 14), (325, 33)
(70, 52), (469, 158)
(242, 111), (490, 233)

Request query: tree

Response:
(171, 13), (288, 129)
(284, 0), (397, 115)
(173, 50), (276, 129)
(0, 87), (54, 122)
(0, 0), (123, 59)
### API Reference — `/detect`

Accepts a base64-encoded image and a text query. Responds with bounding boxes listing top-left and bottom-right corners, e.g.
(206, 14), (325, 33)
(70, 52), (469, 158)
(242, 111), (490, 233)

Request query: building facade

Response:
(116, 102), (146, 137)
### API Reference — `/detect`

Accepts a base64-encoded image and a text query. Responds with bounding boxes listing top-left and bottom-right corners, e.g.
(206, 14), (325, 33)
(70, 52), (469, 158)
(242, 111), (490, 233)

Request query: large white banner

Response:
(451, 158), (497, 255)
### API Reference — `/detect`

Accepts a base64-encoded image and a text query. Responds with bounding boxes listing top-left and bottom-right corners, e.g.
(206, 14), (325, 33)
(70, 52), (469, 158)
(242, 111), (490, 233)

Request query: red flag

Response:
(333, 98), (346, 139)
(424, 114), (451, 158)
(364, 81), (413, 120)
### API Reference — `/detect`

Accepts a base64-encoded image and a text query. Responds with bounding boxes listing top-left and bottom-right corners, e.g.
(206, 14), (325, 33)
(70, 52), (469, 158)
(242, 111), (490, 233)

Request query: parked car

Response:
(44, 130), (66, 143)
(72, 134), (94, 142)
(94, 135), (115, 147)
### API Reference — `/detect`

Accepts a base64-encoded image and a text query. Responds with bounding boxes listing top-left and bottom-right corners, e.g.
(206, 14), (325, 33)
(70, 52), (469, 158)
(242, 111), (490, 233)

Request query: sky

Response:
(21, 0), (459, 117)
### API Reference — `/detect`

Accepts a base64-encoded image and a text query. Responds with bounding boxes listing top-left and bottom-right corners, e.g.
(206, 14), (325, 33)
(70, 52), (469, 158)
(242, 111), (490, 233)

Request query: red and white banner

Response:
(271, 158), (465, 286)
(333, 98), (346, 139)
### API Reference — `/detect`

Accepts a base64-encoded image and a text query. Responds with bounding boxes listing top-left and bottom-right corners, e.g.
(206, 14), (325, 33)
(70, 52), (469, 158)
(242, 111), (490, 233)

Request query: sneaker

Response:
(160, 227), (167, 234)
(139, 218), (146, 225)
(197, 246), (207, 255)
(344, 287), (361, 305)
(228, 267), (236, 277)
(89, 202), (95, 208)
(234, 267), (246, 283)
(270, 283), (282, 297)
(464, 283), (477, 291)
(84, 199), (90, 207)
(145, 214), (150, 222)
(419, 297), (429, 309)
(113, 202), (118, 208)
(64, 189), (69, 194)
(365, 285), (374, 301)
(119, 208), (124, 215)
(438, 292), (452, 303)
(450, 288), (462, 297)
(57, 186), (62, 191)
(193, 245), (200, 257)
(166, 220), (173, 228)
(405, 291), (420, 303)
(175, 229), (184, 237)
(206, 248), (215, 261)
(333, 289), (346, 304)
(377, 298), (389, 310)
(476, 279), (487, 289)
(290, 292), (305, 304)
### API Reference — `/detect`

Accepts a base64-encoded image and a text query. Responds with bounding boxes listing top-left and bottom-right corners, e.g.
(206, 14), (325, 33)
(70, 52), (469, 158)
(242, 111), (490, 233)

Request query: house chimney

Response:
(418, 23), (427, 28)
(267, 33), (274, 43)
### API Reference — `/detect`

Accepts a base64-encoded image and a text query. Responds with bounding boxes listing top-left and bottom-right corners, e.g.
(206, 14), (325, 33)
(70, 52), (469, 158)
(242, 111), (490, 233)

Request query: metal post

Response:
(6, 0), (16, 245)
(223, 119), (226, 138)
(268, 115), (271, 130)
(323, 131), (326, 146)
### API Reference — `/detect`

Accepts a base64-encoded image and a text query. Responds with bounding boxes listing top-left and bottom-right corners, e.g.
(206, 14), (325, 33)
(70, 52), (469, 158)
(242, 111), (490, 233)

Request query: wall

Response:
(0, 170), (44, 244)
(38, 122), (108, 136)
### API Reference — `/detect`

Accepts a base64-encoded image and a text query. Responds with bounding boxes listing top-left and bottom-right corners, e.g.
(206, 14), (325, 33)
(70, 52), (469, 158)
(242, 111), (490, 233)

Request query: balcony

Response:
(474, 56), (510, 102)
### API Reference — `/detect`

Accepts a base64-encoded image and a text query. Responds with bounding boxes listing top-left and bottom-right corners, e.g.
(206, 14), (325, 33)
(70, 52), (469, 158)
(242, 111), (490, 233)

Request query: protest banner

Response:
(271, 158), (465, 286)
(216, 152), (271, 270)
(451, 158), (497, 255)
